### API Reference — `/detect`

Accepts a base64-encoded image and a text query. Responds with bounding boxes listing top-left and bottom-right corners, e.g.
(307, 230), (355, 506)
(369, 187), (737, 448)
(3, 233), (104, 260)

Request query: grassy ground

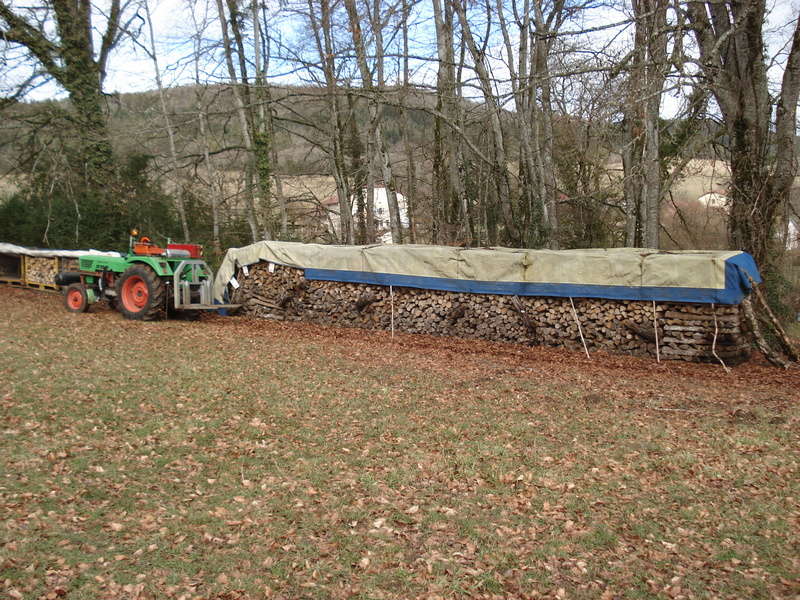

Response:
(1, 286), (798, 599)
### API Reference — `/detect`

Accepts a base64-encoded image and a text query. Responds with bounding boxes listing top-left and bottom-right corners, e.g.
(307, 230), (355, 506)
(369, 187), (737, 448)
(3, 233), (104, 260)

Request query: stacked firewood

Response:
(659, 306), (747, 361)
(60, 258), (78, 272)
(24, 257), (59, 286)
(230, 262), (750, 364)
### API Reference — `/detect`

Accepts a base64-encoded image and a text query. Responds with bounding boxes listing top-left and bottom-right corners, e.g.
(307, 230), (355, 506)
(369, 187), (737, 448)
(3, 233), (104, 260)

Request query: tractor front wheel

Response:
(115, 265), (166, 320)
(64, 283), (89, 313)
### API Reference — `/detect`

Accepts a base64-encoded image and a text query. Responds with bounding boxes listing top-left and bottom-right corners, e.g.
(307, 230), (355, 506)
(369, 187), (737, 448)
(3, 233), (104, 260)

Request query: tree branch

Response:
(0, 3), (63, 80)
(773, 14), (800, 189)
(98, 0), (123, 83)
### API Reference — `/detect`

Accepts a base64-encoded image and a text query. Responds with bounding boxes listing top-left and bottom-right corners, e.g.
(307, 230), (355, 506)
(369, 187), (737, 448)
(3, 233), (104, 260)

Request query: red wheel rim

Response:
(67, 289), (84, 310)
(121, 276), (149, 311)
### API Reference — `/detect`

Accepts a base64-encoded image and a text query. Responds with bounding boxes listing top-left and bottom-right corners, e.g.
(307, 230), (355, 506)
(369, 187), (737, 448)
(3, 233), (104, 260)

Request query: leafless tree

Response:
(621, 0), (669, 248)
(305, 0), (355, 243)
(451, 0), (519, 243)
(143, 0), (190, 241)
(344, 0), (405, 243)
(432, 0), (468, 244)
(213, 0), (262, 241)
(685, 0), (800, 271)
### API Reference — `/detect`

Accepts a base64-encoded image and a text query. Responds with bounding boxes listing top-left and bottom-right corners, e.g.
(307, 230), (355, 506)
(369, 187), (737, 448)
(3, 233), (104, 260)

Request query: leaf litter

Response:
(0, 286), (798, 599)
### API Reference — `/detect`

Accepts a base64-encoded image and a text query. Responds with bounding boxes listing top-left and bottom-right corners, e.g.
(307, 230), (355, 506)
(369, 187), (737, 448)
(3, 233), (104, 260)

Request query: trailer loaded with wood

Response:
(214, 242), (767, 365)
(0, 243), (115, 291)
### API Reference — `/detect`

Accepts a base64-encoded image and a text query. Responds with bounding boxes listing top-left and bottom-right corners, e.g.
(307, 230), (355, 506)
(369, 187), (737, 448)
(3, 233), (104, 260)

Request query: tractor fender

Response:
(127, 258), (173, 277)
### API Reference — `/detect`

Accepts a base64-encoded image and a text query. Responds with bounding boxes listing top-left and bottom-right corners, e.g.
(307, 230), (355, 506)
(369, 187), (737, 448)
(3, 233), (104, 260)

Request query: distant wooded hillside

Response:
(3, 83), (768, 253)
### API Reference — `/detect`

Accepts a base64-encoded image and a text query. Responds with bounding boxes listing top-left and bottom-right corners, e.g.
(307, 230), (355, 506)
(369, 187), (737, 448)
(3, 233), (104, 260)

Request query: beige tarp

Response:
(213, 241), (741, 301)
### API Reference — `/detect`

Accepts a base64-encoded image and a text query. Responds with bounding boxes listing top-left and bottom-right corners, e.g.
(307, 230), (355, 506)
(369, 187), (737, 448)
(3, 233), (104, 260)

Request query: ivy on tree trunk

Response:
(0, 1), (125, 192)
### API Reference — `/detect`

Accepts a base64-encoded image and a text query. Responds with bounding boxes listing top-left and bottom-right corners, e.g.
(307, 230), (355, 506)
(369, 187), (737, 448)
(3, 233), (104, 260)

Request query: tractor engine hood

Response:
(165, 248), (191, 258)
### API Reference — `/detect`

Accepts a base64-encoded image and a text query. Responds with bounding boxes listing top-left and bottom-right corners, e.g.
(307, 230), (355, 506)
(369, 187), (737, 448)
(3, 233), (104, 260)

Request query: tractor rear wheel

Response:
(115, 264), (166, 320)
(64, 283), (89, 313)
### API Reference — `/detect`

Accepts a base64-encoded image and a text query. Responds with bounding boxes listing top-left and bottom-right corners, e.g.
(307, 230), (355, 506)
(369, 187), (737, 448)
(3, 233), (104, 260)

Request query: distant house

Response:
(324, 186), (410, 244)
(787, 217), (799, 250)
(697, 191), (729, 209)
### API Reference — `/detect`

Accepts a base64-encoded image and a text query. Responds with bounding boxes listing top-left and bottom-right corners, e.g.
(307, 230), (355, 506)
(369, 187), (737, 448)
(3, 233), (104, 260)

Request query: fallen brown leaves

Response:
(0, 286), (798, 599)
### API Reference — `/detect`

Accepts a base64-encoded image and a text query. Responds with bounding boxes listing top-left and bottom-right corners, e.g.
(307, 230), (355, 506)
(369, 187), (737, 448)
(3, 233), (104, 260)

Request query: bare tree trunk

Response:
(400, 0), (417, 243)
(642, 87), (662, 248)
(347, 90), (369, 243)
(622, 0), (669, 248)
(252, 0), (272, 240)
(531, 0), (560, 248)
(447, 15), (469, 245)
(344, 0), (404, 243)
(685, 4), (800, 272)
(431, 0), (448, 243)
(497, 0), (539, 246)
(346, 91), (376, 243)
(432, 0), (467, 244)
(451, 0), (519, 244)
(144, 0), (189, 241)
(310, 0), (354, 243)
(214, 0), (259, 241)
(197, 102), (222, 257)
(269, 120), (288, 238)
(496, 0), (555, 247)
(189, 5), (222, 256)
(257, 6), (288, 239)
(622, 114), (641, 246)
(366, 156), (377, 242)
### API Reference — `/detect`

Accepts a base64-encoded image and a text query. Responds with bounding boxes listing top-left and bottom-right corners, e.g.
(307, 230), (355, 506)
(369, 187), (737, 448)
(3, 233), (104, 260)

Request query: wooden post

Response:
(569, 297), (590, 359)
(710, 303), (730, 373)
(652, 300), (660, 364)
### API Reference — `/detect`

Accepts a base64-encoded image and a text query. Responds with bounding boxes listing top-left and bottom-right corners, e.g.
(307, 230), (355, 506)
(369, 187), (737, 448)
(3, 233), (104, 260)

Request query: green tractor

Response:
(56, 233), (238, 320)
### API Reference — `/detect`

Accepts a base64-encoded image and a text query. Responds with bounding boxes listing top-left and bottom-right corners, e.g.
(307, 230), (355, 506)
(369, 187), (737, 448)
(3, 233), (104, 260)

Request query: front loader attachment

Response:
(172, 259), (239, 311)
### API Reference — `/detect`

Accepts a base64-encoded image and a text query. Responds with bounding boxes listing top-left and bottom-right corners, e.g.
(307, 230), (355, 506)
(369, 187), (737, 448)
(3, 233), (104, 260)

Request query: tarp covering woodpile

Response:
(214, 242), (761, 305)
(0, 243), (121, 259)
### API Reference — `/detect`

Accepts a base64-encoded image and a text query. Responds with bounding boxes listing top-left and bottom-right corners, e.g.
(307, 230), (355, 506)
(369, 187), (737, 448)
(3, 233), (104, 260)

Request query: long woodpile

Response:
(230, 262), (750, 364)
